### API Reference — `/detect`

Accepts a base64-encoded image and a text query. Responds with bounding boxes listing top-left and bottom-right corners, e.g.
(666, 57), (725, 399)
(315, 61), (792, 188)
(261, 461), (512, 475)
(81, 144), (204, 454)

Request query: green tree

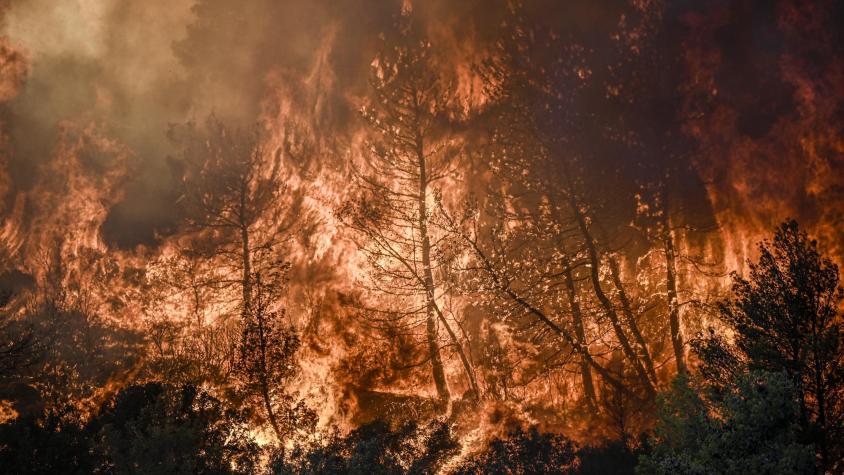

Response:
(638, 371), (814, 475)
(694, 219), (844, 471)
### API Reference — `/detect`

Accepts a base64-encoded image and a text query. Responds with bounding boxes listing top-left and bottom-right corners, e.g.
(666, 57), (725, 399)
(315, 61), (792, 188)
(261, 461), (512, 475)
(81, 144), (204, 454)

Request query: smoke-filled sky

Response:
(1, 0), (843, 261)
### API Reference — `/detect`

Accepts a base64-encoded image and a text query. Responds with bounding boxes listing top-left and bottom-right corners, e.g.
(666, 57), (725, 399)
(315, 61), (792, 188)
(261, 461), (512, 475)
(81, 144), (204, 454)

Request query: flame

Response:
(683, 0), (844, 273)
(0, 0), (842, 465)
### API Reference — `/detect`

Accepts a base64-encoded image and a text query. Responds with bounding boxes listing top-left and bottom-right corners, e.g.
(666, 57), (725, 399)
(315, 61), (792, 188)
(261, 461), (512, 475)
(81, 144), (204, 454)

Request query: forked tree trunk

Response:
(608, 257), (658, 384)
(563, 263), (598, 410)
(430, 302), (481, 400)
(571, 200), (656, 397)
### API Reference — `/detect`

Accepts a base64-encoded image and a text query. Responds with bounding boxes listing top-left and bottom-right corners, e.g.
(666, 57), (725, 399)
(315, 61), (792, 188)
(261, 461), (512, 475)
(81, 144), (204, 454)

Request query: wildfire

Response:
(1, 0), (843, 473)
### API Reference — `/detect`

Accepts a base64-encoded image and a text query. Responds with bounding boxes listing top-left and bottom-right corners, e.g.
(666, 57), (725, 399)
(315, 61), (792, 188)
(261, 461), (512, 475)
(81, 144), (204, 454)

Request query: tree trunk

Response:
(415, 133), (480, 402)
(430, 302), (480, 400)
(458, 223), (639, 401)
(425, 312), (450, 404)
(572, 201), (656, 397)
(241, 224), (252, 319)
(256, 314), (282, 440)
(261, 376), (282, 440)
(815, 365), (828, 472)
(608, 257), (658, 384)
(563, 263), (597, 410)
(662, 223), (686, 375)
(417, 140), (450, 404)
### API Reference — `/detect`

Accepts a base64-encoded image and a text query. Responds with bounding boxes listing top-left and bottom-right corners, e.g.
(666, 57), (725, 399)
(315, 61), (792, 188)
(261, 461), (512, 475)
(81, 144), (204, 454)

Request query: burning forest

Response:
(1, 0), (843, 473)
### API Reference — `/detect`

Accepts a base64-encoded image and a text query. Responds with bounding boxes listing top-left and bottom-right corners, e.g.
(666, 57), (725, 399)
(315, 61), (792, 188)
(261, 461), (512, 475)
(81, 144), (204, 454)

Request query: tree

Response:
(17, 294), (141, 419)
(237, 274), (315, 443)
(446, 6), (672, 416)
(91, 382), (260, 475)
(172, 115), (303, 319)
(273, 419), (458, 475)
(443, 207), (640, 405)
(638, 371), (815, 475)
(454, 426), (578, 475)
(0, 268), (36, 378)
(340, 17), (477, 405)
(172, 116), (314, 439)
(613, 1), (725, 378)
(140, 252), (239, 388)
(0, 402), (95, 474)
(576, 441), (638, 475)
(693, 219), (844, 472)
(0, 382), (260, 475)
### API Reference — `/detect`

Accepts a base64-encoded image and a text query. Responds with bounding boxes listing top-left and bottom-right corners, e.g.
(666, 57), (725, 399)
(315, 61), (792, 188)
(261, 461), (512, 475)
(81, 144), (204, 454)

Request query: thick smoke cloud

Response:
(1, 0), (194, 246)
(0, 0), (842, 262)
(1, 0), (417, 248)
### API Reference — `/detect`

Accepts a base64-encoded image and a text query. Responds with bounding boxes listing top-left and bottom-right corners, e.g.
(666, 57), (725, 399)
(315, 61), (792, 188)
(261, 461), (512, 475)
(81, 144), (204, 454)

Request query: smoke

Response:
(0, 0), (623, 246)
(0, 0), (193, 247)
(0, 0), (430, 248)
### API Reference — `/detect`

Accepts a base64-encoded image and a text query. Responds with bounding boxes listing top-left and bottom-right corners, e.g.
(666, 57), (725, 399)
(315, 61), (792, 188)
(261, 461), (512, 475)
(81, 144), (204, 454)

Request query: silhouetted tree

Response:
(141, 252), (240, 388)
(455, 426), (578, 475)
(274, 419), (458, 475)
(172, 115), (303, 319)
(340, 17), (477, 405)
(237, 275), (316, 443)
(456, 5), (677, 411)
(638, 371), (814, 475)
(576, 441), (637, 475)
(91, 383), (260, 474)
(693, 219), (844, 472)
(0, 269), (36, 378)
(0, 403), (94, 474)
(0, 382), (260, 475)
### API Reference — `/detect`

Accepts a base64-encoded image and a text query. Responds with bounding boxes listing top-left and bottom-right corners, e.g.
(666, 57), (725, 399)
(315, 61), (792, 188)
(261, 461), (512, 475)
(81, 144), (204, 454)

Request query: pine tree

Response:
(694, 219), (844, 472)
(340, 17), (478, 405)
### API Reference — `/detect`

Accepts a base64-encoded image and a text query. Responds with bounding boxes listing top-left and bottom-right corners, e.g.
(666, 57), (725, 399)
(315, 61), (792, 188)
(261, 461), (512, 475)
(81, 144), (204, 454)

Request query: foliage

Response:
(693, 219), (844, 471)
(576, 441), (638, 475)
(91, 382), (260, 474)
(171, 115), (301, 316)
(455, 426), (579, 475)
(638, 371), (815, 475)
(15, 298), (142, 416)
(0, 382), (259, 475)
(0, 404), (95, 474)
(338, 14), (476, 404)
(0, 270), (37, 378)
(237, 277), (316, 442)
(273, 419), (459, 475)
(2, 0), (843, 472)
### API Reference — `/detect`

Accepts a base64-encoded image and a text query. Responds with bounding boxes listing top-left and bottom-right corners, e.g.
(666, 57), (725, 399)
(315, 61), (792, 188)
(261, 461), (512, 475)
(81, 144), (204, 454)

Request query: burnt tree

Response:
(341, 21), (478, 405)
